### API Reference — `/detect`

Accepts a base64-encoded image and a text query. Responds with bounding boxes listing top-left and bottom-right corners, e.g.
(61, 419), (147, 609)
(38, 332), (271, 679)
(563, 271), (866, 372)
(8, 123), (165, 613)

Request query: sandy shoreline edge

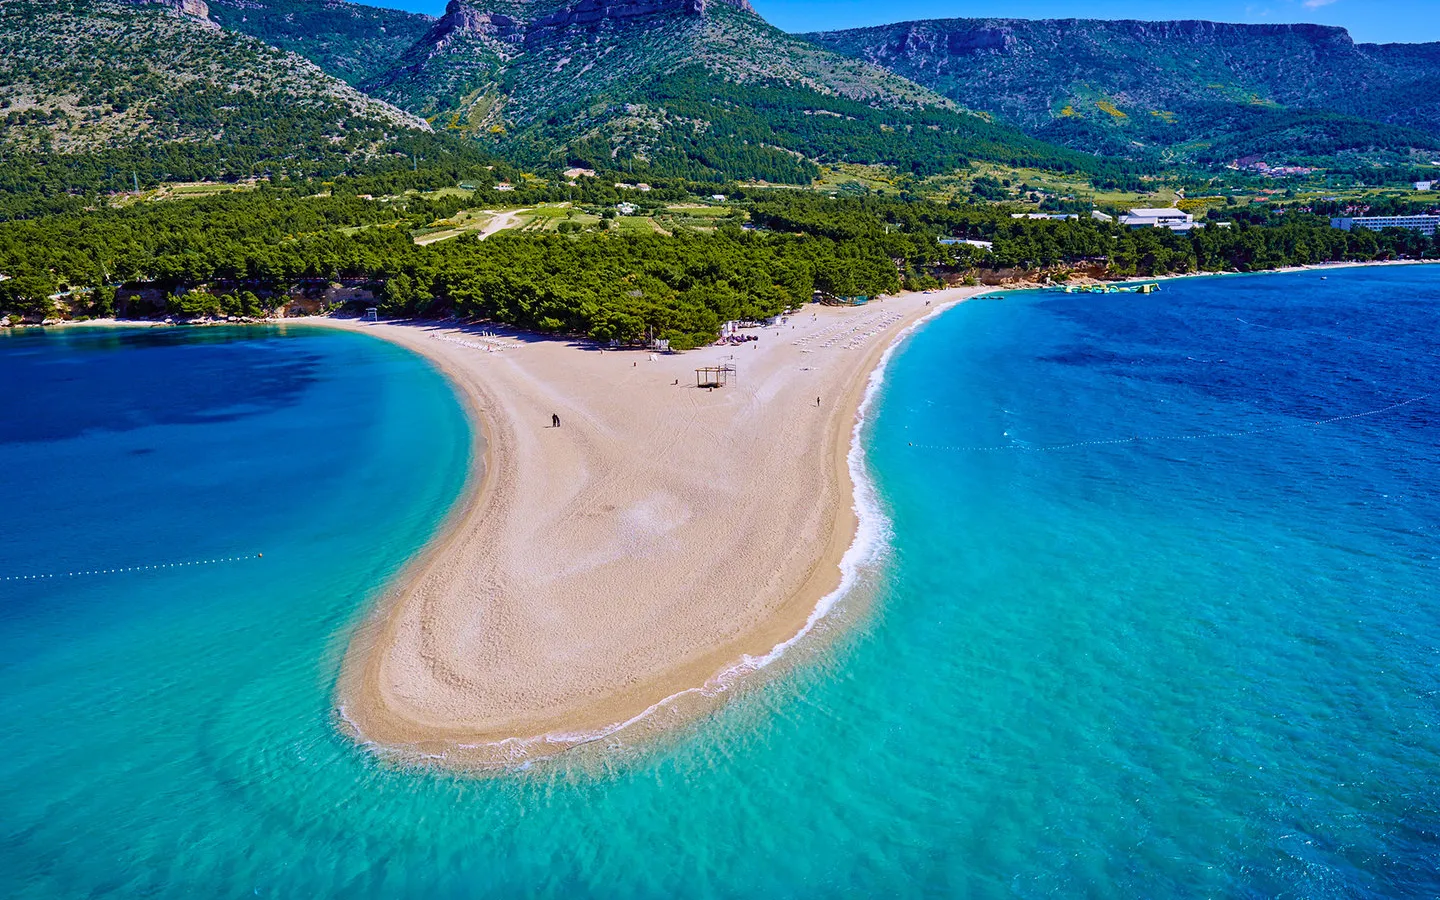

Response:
(311, 287), (979, 769)
(14, 261), (1427, 770)
(314, 259), (1436, 771)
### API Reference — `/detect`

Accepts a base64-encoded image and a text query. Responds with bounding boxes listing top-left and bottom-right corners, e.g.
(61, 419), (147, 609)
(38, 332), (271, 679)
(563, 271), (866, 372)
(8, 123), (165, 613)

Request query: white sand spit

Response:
(320, 288), (983, 768)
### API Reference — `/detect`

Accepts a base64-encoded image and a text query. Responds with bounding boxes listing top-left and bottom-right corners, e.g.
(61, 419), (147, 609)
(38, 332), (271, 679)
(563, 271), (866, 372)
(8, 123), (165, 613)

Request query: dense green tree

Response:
(3, 176), (1434, 341)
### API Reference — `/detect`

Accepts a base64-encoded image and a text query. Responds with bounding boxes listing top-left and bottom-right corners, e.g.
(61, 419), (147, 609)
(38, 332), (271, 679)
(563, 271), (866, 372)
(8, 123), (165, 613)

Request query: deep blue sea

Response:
(1, 266), (1438, 897)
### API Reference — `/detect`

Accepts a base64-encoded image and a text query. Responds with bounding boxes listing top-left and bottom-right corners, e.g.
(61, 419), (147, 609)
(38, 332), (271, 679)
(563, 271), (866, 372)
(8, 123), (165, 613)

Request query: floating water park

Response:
(1052, 282), (1162, 294)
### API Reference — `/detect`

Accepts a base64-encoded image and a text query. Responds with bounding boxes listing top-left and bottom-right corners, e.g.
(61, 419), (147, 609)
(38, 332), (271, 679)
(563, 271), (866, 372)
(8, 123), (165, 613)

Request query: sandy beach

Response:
(318, 259), (1440, 769)
(326, 287), (983, 767)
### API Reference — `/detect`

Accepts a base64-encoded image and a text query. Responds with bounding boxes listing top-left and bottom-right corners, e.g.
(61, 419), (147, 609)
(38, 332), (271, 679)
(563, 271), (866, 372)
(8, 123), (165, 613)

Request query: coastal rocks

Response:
(944, 262), (1112, 288)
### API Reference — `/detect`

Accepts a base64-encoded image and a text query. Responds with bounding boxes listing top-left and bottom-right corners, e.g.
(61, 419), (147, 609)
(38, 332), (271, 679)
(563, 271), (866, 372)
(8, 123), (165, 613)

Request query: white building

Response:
(1415, 181), (1434, 192)
(1120, 208), (1195, 230)
(939, 238), (994, 251)
(1331, 215), (1440, 235)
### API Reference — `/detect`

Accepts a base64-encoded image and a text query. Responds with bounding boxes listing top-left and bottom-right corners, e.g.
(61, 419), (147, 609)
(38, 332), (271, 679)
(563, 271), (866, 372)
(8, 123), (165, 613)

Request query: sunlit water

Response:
(2, 267), (1438, 897)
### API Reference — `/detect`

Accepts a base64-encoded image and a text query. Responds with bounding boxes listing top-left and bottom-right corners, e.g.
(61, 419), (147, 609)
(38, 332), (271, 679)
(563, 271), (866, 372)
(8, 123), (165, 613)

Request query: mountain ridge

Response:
(0, 0), (426, 163)
(801, 16), (1440, 166)
(357, 0), (1065, 181)
(6, 0), (1436, 190)
(204, 0), (436, 85)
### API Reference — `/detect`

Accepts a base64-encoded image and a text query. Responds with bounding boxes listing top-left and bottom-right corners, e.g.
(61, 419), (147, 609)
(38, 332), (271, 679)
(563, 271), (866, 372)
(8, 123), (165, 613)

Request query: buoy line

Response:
(1, 553), (263, 583)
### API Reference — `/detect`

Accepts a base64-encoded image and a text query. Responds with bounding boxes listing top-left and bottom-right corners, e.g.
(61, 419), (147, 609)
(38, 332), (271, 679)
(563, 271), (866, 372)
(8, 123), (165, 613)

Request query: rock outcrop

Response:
(128, 0), (215, 25)
(425, 2), (524, 51)
(428, 0), (754, 41)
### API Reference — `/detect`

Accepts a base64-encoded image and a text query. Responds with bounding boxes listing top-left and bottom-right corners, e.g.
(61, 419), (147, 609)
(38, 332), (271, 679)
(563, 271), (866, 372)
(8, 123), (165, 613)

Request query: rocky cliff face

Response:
(426, 0), (752, 44)
(128, 0), (215, 25)
(879, 20), (1356, 60)
(427, 2), (525, 47)
(530, 0), (743, 31)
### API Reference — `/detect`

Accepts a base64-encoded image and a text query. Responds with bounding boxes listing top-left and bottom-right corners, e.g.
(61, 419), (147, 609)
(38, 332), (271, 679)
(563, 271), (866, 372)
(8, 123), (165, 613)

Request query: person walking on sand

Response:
(552, 413), (560, 428)
(816, 396), (821, 407)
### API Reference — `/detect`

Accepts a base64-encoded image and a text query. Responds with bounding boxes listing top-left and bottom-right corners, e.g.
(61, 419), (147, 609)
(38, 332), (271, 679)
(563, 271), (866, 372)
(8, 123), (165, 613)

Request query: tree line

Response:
(4, 180), (1437, 344)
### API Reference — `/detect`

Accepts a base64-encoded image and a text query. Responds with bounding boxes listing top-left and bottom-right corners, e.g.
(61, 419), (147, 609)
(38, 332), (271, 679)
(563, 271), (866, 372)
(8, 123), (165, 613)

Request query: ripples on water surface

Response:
(1, 268), (1438, 898)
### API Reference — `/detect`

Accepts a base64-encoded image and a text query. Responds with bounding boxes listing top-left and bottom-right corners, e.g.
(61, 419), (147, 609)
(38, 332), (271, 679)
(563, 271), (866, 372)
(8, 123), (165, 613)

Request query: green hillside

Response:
(802, 18), (1440, 168)
(0, 0), (478, 218)
(0, 0), (428, 157)
(360, 0), (1133, 183)
(206, 0), (435, 85)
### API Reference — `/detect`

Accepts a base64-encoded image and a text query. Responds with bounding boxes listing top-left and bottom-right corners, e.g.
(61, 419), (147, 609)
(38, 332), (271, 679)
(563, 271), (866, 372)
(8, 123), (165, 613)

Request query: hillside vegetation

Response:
(803, 19), (1440, 167)
(361, 0), (1134, 183)
(206, 0), (435, 85)
(0, 0), (427, 156)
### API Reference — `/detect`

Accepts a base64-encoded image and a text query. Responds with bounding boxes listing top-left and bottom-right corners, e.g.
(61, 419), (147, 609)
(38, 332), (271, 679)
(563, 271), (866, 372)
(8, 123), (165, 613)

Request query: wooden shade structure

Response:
(696, 365), (737, 388)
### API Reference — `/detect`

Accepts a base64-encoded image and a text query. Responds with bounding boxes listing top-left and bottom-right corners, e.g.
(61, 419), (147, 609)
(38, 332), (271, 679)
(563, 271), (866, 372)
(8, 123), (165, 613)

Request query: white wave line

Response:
(1, 554), (263, 582)
(909, 393), (1432, 454)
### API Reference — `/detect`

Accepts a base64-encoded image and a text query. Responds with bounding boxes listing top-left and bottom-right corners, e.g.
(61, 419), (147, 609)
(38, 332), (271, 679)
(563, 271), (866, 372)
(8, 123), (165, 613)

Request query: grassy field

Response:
(918, 164), (1182, 209)
(412, 208), (501, 245)
(808, 162), (1435, 211)
(813, 163), (905, 194)
(407, 200), (741, 243)
(109, 180), (257, 207)
(421, 186), (478, 201)
(799, 161), (1183, 210)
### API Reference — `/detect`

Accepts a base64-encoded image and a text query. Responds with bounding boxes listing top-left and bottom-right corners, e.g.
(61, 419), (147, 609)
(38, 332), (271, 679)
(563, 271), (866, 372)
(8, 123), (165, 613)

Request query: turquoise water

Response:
(2, 267), (1438, 897)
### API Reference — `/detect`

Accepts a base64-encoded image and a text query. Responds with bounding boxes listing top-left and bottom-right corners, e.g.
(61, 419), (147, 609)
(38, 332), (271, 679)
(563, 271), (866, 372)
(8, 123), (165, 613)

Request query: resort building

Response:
(1120, 208), (1195, 230)
(939, 238), (994, 250)
(1330, 215), (1440, 235)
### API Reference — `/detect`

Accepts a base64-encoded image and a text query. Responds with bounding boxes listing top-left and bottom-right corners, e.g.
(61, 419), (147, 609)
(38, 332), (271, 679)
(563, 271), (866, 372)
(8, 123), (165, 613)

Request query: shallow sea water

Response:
(1, 267), (1438, 897)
